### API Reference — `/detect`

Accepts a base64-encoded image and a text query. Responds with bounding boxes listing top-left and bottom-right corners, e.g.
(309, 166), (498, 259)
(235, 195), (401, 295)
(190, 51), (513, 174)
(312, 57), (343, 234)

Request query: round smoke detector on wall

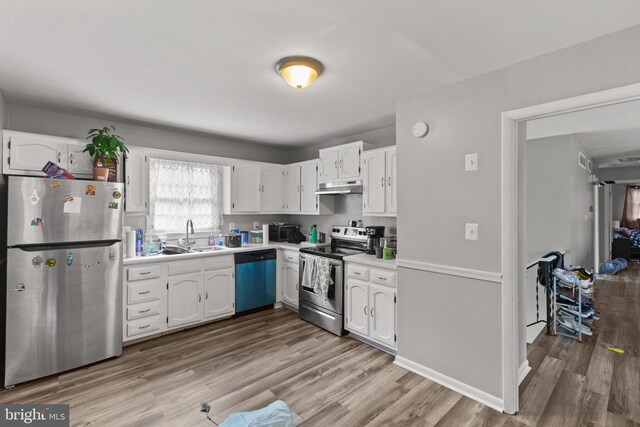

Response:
(412, 121), (429, 138)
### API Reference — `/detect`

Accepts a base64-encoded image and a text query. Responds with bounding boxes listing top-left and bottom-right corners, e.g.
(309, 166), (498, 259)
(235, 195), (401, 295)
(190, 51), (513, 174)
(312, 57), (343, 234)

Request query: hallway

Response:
(517, 262), (640, 426)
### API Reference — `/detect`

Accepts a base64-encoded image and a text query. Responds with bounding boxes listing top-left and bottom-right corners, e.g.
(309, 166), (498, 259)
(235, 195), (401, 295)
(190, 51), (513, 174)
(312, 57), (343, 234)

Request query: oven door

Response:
(298, 254), (343, 314)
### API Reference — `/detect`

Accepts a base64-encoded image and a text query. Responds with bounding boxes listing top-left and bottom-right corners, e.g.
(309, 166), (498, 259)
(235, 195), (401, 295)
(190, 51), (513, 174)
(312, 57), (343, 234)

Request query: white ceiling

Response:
(527, 100), (640, 167)
(1, 1), (640, 145)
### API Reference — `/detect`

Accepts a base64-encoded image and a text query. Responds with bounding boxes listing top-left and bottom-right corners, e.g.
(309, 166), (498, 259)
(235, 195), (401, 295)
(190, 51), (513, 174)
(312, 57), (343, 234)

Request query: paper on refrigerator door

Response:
(63, 196), (82, 214)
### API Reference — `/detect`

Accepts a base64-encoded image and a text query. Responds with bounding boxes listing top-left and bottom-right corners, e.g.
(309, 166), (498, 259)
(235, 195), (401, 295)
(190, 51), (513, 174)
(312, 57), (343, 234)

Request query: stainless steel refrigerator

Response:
(3, 176), (123, 387)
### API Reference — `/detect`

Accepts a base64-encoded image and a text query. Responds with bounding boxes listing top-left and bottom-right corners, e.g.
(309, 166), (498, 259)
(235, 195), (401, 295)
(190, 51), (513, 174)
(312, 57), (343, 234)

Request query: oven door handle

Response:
(301, 303), (336, 320)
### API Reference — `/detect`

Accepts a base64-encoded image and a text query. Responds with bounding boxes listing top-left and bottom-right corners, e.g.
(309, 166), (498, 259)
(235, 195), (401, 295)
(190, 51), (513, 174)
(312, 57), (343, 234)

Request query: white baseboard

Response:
(394, 356), (505, 413)
(518, 361), (531, 385)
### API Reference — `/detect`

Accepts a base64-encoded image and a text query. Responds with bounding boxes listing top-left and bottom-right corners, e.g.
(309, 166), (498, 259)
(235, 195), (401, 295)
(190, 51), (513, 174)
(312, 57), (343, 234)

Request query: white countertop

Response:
(123, 241), (330, 266)
(344, 253), (397, 270)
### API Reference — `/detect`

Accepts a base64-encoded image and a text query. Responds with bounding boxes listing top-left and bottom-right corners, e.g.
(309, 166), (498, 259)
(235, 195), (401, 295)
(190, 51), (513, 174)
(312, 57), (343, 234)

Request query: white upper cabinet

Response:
(362, 150), (386, 214)
(318, 147), (339, 182)
(261, 165), (284, 212)
(318, 141), (363, 183)
(284, 165), (301, 213)
(124, 147), (148, 213)
(339, 142), (362, 179)
(67, 145), (93, 177)
(385, 147), (397, 214)
(231, 164), (262, 212)
(3, 132), (69, 174)
(362, 146), (396, 217)
(300, 160), (318, 213)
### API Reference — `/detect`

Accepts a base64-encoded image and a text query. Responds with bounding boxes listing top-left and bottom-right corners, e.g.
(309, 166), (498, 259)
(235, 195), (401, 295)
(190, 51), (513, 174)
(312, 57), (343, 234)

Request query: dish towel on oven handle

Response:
(313, 257), (334, 301)
(301, 255), (316, 290)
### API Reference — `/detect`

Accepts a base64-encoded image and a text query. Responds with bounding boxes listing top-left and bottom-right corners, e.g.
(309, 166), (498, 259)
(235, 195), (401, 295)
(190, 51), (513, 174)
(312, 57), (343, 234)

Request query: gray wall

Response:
(6, 105), (293, 164)
(526, 136), (573, 261)
(396, 24), (640, 401)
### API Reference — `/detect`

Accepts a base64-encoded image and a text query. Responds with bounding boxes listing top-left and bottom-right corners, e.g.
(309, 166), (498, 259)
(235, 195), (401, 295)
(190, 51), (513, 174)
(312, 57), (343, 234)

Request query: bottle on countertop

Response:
(310, 224), (318, 244)
(208, 232), (216, 246)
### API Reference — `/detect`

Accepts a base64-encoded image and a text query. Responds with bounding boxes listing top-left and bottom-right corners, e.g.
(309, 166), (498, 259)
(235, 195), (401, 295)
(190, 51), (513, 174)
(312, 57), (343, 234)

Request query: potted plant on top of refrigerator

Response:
(83, 126), (129, 182)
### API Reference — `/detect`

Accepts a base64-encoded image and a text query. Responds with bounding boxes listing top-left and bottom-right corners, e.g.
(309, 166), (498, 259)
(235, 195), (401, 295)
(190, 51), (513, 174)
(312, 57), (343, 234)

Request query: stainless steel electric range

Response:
(298, 226), (368, 335)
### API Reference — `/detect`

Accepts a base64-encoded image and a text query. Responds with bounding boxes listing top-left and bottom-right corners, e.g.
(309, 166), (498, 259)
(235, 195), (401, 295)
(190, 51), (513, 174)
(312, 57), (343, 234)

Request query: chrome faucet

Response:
(185, 219), (195, 249)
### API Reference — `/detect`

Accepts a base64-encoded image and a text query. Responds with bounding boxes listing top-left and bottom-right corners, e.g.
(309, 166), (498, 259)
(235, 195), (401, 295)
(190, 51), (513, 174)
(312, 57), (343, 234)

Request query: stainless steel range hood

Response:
(315, 181), (363, 195)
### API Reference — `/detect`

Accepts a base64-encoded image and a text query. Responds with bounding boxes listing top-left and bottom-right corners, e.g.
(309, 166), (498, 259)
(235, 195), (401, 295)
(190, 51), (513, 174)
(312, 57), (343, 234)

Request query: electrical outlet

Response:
(228, 222), (236, 232)
(465, 223), (479, 241)
(465, 153), (478, 171)
(253, 221), (260, 230)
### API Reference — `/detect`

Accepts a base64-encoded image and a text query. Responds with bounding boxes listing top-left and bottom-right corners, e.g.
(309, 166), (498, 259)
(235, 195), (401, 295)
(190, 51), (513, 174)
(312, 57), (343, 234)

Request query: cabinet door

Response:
(369, 284), (396, 347)
(67, 145), (93, 177)
(204, 268), (235, 319)
(7, 135), (67, 173)
(319, 148), (339, 182)
(300, 161), (318, 213)
(362, 150), (386, 214)
(261, 165), (284, 212)
(345, 281), (369, 335)
(282, 263), (299, 308)
(168, 273), (203, 327)
(338, 144), (361, 179)
(284, 165), (301, 213)
(385, 147), (397, 214)
(124, 148), (148, 213)
(232, 164), (261, 212)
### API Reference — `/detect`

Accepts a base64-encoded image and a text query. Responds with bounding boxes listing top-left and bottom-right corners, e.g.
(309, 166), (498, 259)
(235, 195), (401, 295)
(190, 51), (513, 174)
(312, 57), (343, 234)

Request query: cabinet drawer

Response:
(127, 280), (161, 304)
(283, 250), (299, 264)
(127, 316), (160, 337)
(128, 264), (162, 281)
(127, 301), (161, 320)
(347, 264), (370, 281)
(168, 259), (202, 276)
(204, 255), (234, 271)
(371, 269), (396, 287)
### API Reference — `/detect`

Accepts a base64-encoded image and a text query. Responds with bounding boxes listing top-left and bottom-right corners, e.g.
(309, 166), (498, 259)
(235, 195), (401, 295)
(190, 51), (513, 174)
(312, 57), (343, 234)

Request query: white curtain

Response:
(149, 158), (223, 232)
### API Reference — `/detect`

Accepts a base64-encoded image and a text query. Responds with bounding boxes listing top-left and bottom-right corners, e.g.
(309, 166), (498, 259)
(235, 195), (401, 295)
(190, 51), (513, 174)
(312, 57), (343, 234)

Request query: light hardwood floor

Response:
(1, 264), (638, 426)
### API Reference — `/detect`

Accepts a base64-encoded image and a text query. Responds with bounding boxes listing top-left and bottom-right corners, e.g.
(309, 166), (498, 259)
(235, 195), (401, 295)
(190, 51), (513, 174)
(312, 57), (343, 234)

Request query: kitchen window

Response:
(148, 158), (223, 232)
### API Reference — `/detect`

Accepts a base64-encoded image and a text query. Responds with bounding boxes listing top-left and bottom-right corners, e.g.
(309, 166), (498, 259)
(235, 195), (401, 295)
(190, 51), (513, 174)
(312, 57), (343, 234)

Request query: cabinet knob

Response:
(363, 305), (368, 315)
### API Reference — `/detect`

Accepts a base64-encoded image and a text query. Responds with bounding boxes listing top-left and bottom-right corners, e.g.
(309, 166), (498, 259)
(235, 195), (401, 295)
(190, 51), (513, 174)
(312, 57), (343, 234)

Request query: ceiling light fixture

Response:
(275, 56), (323, 89)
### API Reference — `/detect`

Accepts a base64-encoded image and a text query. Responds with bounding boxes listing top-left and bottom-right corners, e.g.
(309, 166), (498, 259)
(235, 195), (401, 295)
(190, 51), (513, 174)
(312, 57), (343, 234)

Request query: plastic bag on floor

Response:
(218, 400), (294, 427)
(600, 258), (628, 275)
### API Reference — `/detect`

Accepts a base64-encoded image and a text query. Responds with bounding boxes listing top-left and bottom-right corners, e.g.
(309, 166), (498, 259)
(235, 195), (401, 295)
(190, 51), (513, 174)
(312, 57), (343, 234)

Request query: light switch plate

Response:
(253, 221), (260, 230)
(228, 222), (236, 232)
(465, 153), (478, 171)
(465, 223), (479, 241)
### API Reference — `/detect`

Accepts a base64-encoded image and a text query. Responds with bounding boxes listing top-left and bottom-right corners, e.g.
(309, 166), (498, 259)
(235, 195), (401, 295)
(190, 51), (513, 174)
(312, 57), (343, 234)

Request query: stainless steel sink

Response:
(190, 246), (227, 253)
(162, 246), (191, 255)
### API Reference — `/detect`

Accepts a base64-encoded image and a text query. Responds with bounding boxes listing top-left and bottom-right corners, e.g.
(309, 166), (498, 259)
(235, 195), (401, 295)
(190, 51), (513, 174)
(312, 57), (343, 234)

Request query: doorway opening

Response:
(501, 83), (640, 415)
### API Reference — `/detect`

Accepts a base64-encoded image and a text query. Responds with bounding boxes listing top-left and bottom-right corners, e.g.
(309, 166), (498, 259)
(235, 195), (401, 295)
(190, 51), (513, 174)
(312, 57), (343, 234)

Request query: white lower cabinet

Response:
(204, 268), (235, 319)
(168, 273), (203, 328)
(369, 284), (396, 347)
(282, 252), (299, 308)
(345, 262), (397, 350)
(123, 255), (235, 342)
(345, 280), (369, 335)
